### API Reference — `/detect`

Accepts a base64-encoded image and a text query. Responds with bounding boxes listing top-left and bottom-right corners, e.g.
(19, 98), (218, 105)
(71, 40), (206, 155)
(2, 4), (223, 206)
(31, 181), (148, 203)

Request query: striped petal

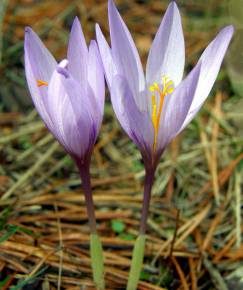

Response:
(96, 24), (117, 89)
(67, 17), (88, 93)
(180, 25), (234, 132)
(111, 75), (154, 158)
(108, 0), (146, 111)
(24, 27), (56, 130)
(157, 62), (202, 152)
(146, 2), (185, 87)
(88, 40), (105, 117)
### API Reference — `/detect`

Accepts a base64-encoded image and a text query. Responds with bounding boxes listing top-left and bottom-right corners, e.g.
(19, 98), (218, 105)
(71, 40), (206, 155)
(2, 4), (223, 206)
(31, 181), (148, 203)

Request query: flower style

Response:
(25, 18), (105, 167)
(96, 0), (234, 173)
(24, 18), (105, 289)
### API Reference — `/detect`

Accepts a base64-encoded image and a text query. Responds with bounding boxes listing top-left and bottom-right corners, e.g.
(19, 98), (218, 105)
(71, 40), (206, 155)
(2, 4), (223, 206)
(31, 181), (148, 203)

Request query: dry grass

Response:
(0, 0), (242, 289)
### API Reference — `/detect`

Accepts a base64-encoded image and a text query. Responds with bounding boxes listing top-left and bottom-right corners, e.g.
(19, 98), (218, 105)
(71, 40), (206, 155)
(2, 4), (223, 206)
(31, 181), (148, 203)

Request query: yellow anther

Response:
(149, 86), (155, 92)
(153, 82), (160, 90)
(37, 80), (48, 87)
(162, 76), (168, 86)
(165, 80), (174, 89)
(166, 87), (174, 94)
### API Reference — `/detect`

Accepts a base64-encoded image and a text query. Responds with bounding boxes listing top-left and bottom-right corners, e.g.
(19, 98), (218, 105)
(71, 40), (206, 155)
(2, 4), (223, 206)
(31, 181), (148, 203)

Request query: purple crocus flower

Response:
(96, 0), (233, 233)
(96, 0), (234, 173)
(25, 18), (104, 171)
(96, 2), (233, 288)
(24, 18), (105, 288)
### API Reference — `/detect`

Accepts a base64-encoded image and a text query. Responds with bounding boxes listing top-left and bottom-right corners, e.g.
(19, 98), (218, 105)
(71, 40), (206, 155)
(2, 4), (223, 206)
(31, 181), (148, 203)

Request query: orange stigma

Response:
(37, 80), (48, 87)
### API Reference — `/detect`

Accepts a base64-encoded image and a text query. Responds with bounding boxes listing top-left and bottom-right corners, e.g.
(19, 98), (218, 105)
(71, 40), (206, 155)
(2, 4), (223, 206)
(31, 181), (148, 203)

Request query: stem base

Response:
(126, 235), (146, 290)
(90, 234), (105, 290)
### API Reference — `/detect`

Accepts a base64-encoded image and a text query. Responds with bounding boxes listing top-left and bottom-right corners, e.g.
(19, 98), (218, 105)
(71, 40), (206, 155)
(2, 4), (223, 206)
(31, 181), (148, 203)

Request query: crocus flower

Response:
(24, 18), (105, 289)
(25, 18), (104, 169)
(96, 0), (233, 225)
(96, 1), (233, 289)
(96, 0), (234, 171)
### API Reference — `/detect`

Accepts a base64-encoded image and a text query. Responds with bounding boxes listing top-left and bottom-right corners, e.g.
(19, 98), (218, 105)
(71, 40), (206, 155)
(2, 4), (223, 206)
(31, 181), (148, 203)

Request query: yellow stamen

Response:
(37, 80), (48, 87)
(150, 75), (174, 152)
(151, 95), (157, 127)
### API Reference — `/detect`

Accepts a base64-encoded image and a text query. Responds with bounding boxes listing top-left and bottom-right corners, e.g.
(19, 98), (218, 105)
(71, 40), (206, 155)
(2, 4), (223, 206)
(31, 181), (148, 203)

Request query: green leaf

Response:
(17, 226), (33, 236)
(63, 156), (73, 166)
(0, 225), (19, 243)
(127, 235), (146, 290)
(0, 224), (33, 243)
(140, 270), (150, 280)
(10, 266), (48, 290)
(18, 136), (32, 150)
(0, 275), (11, 287)
(119, 233), (135, 241)
(0, 207), (12, 230)
(111, 219), (125, 234)
(159, 264), (173, 287)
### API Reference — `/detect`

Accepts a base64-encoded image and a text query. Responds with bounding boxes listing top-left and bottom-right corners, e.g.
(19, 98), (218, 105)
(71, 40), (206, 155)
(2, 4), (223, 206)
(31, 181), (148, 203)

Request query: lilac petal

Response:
(57, 63), (96, 136)
(46, 60), (72, 150)
(108, 0), (146, 111)
(24, 27), (56, 130)
(110, 76), (132, 136)
(180, 25), (234, 131)
(157, 62), (202, 152)
(24, 27), (56, 84)
(57, 62), (100, 147)
(47, 60), (94, 157)
(95, 24), (117, 89)
(67, 17), (88, 92)
(146, 2), (185, 86)
(111, 75), (154, 155)
(88, 40), (105, 116)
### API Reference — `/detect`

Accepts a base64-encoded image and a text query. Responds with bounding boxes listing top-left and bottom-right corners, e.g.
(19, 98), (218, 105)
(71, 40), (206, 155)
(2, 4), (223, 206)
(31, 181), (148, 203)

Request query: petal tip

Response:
(59, 59), (68, 68)
(24, 27), (35, 50)
(95, 23), (101, 32)
(25, 26), (32, 34)
(168, 0), (179, 11)
(108, 0), (116, 14)
(108, 0), (115, 8)
(69, 15), (87, 49)
(71, 16), (81, 32)
(95, 24), (104, 40)
(89, 39), (97, 48)
(72, 16), (80, 26)
(24, 27), (35, 43)
(219, 24), (234, 42)
(227, 24), (235, 35)
(57, 67), (70, 79)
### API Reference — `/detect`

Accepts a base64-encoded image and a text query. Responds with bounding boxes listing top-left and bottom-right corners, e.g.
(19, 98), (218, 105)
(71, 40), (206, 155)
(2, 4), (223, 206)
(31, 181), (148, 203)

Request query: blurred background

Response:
(0, 0), (242, 289)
